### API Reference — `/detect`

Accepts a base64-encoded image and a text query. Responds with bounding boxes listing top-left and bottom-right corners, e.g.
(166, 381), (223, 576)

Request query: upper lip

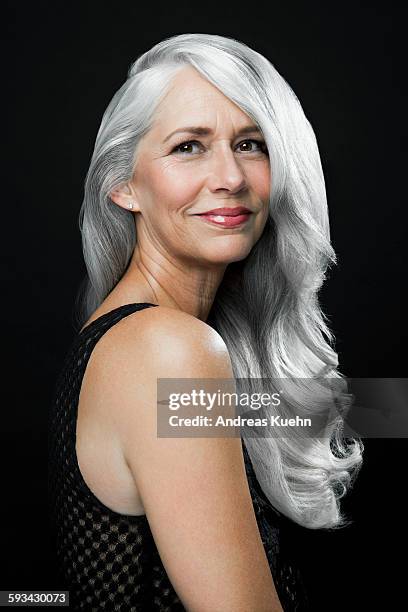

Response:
(195, 206), (252, 216)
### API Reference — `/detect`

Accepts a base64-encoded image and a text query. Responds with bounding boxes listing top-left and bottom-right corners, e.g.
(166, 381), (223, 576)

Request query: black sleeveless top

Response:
(48, 303), (310, 611)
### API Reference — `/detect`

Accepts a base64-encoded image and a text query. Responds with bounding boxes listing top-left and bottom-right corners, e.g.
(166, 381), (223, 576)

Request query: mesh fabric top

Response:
(48, 302), (310, 611)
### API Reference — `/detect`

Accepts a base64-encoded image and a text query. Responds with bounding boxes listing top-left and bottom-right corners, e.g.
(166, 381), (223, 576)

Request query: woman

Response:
(49, 33), (363, 611)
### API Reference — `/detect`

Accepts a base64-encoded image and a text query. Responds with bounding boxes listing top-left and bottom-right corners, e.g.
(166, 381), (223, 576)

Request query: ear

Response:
(109, 182), (141, 212)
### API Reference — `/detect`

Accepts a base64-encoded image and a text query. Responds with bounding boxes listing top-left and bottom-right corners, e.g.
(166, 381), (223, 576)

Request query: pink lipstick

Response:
(194, 206), (252, 228)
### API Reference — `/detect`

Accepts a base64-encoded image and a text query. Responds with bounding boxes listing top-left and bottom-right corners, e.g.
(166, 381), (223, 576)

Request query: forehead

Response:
(151, 66), (252, 131)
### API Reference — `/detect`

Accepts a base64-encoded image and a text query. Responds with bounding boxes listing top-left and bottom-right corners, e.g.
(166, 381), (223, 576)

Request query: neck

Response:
(115, 243), (227, 322)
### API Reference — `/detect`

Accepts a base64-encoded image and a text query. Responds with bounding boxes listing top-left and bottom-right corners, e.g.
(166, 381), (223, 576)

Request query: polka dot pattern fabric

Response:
(48, 303), (310, 610)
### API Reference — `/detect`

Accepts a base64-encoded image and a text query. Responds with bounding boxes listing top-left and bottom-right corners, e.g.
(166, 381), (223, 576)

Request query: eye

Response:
(237, 139), (269, 155)
(171, 140), (204, 155)
(171, 138), (269, 156)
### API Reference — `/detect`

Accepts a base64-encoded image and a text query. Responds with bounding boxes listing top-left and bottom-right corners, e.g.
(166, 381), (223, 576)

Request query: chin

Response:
(200, 240), (256, 265)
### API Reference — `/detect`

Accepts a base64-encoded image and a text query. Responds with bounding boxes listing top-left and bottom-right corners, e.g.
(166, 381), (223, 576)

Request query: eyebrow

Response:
(162, 124), (262, 144)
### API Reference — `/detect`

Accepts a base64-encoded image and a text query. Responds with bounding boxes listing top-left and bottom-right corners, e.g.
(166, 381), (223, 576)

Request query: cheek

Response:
(147, 162), (200, 212)
(250, 165), (271, 204)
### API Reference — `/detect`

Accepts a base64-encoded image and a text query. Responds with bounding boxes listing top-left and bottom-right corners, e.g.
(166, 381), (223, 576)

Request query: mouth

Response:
(193, 206), (253, 228)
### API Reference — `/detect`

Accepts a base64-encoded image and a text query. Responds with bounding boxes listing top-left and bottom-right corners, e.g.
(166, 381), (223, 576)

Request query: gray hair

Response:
(77, 33), (363, 529)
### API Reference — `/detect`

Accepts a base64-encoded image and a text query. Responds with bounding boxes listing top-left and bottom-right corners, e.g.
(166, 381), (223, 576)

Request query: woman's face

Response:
(124, 65), (271, 267)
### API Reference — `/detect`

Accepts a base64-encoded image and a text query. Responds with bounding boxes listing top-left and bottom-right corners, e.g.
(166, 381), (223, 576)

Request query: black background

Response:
(3, 1), (405, 609)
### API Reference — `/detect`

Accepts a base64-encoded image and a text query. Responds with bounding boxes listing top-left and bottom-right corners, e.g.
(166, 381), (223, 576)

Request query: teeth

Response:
(199, 212), (250, 222)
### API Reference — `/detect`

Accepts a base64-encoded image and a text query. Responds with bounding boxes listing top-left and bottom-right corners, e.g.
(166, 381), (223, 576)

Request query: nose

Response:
(207, 143), (247, 194)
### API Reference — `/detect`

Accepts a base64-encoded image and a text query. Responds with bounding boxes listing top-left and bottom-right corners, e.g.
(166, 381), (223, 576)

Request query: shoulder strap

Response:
(78, 302), (159, 339)
(54, 303), (158, 394)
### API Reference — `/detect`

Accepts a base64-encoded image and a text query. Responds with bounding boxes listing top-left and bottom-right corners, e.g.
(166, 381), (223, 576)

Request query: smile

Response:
(194, 213), (252, 228)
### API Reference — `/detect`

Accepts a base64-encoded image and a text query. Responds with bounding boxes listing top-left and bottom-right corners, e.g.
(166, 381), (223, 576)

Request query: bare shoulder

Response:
(94, 304), (233, 377)
(123, 304), (227, 348)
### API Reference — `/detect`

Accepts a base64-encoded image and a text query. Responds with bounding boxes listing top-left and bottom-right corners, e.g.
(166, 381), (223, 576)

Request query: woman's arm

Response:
(107, 306), (283, 612)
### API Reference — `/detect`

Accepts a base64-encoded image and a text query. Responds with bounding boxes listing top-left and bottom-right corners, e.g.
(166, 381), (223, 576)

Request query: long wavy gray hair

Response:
(76, 33), (363, 529)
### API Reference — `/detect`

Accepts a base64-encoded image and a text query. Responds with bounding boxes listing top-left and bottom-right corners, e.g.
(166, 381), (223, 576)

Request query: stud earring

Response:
(127, 201), (134, 209)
